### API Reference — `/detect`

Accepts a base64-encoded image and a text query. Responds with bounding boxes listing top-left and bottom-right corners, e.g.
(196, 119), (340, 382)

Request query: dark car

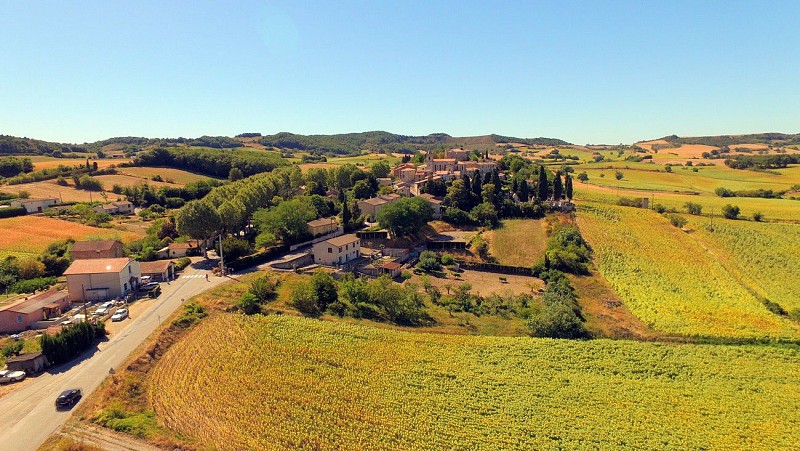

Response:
(55, 388), (82, 410)
(138, 282), (159, 292)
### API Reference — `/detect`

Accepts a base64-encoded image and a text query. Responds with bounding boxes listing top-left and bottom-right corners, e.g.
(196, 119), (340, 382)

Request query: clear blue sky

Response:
(1, 1), (798, 145)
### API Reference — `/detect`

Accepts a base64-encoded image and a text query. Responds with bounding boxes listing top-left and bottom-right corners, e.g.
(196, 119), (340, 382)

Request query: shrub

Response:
(442, 207), (473, 225)
(614, 170), (623, 180)
(10, 276), (57, 294)
(238, 292), (261, 315)
(440, 254), (454, 266)
(174, 257), (191, 271)
(249, 275), (277, 303)
(684, 202), (703, 215)
(173, 303), (207, 328)
(666, 214), (688, 229)
(722, 204), (740, 220)
(40, 321), (107, 365)
(752, 212), (763, 222)
(715, 187), (735, 198)
(0, 206), (26, 219)
(291, 283), (321, 317)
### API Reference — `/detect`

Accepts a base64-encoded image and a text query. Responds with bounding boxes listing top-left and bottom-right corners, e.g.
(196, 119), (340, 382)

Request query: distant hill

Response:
(657, 133), (800, 148)
(1, 132), (571, 157)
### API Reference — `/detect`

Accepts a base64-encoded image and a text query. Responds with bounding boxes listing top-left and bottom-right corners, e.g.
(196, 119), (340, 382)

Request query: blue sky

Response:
(1, 1), (798, 144)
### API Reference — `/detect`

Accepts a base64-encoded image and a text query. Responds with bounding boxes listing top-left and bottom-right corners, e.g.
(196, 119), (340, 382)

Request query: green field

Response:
(485, 219), (547, 267)
(576, 203), (800, 339)
(149, 314), (800, 449)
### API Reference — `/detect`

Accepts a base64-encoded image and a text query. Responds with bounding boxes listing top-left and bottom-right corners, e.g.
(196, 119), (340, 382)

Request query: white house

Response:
(63, 258), (141, 302)
(11, 198), (58, 213)
(312, 234), (360, 266)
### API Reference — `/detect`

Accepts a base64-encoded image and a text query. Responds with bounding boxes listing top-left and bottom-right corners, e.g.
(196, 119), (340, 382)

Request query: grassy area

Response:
(28, 156), (130, 171)
(117, 167), (219, 185)
(0, 216), (142, 259)
(147, 314), (800, 449)
(576, 202), (800, 340)
(484, 219), (547, 267)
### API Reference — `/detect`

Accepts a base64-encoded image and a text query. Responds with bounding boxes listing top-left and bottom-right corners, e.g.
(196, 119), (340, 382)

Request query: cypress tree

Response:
(565, 173), (574, 200)
(537, 167), (549, 200)
(512, 178), (518, 194)
(519, 179), (530, 202)
(339, 190), (350, 230)
(471, 171), (482, 196)
(483, 171), (492, 185)
(553, 171), (563, 200)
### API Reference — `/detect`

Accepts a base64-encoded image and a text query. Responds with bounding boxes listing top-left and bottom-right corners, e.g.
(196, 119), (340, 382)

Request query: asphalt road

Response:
(0, 263), (229, 451)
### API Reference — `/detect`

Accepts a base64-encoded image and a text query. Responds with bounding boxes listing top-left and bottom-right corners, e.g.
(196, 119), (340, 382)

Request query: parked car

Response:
(138, 282), (159, 292)
(9, 334), (20, 341)
(110, 308), (129, 322)
(0, 370), (26, 384)
(55, 388), (82, 409)
(94, 306), (111, 316)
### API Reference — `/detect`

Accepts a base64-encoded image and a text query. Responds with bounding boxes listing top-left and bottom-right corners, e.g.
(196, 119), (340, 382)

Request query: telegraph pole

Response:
(218, 233), (225, 276)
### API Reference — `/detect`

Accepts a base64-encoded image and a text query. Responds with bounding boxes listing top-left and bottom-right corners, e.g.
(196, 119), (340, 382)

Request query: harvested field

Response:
(0, 216), (142, 258)
(484, 219), (547, 267)
(116, 167), (217, 185)
(29, 156), (130, 171)
(93, 174), (174, 190)
(1, 179), (123, 203)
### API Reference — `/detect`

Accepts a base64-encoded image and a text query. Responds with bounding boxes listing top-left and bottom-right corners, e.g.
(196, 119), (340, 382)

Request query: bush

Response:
(440, 254), (454, 266)
(173, 303), (206, 328)
(238, 292), (261, 315)
(442, 207), (473, 225)
(666, 214), (687, 229)
(752, 212), (763, 222)
(684, 202), (703, 215)
(40, 321), (107, 365)
(174, 257), (191, 271)
(722, 204), (740, 220)
(715, 187), (735, 197)
(249, 275), (277, 303)
(0, 206), (26, 219)
(10, 276), (57, 294)
(92, 407), (158, 439)
(291, 283), (321, 317)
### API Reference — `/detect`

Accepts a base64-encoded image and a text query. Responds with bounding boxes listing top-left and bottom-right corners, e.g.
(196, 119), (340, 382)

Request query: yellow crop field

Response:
(117, 167), (217, 185)
(691, 219), (800, 312)
(28, 156), (130, 171)
(149, 314), (800, 449)
(576, 203), (800, 339)
(0, 216), (142, 258)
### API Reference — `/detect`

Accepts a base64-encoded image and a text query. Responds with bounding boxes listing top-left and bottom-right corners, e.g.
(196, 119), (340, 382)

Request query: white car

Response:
(0, 370), (26, 384)
(110, 308), (129, 322)
(94, 306), (111, 316)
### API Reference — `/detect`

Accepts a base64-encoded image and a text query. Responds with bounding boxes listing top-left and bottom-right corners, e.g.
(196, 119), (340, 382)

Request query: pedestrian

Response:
(205, 273), (209, 281)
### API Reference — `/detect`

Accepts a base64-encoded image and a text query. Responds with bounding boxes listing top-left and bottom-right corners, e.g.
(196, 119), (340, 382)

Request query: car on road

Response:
(110, 308), (129, 322)
(9, 334), (20, 341)
(138, 282), (159, 292)
(55, 388), (82, 409)
(0, 370), (26, 384)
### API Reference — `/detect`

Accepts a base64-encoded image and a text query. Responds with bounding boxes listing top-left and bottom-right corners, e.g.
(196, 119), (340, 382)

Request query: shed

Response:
(5, 352), (50, 374)
(139, 260), (176, 282)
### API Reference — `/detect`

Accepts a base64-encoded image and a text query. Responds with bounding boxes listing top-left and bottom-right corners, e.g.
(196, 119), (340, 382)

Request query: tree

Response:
(553, 171), (563, 200)
(471, 171), (482, 196)
(220, 236), (251, 261)
(228, 167), (244, 181)
(351, 179), (375, 200)
(481, 183), (496, 206)
(471, 202), (499, 228)
(445, 179), (472, 211)
(527, 301), (586, 339)
(615, 170), (624, 180)
(537, 167), (549, 200)
(564, 173), (573, 200)
(311, 271), (338, 311)
(377, 197), (433, 238)
(176, 201), (222, 256)
(518, 179), (530, 202)
(238, 292), (260, 315)
(722, 204), (740, 220)
(577, 172), (589, 183)
(370, 160), (390, 178)
(291, 283), (321, 317)
(217, 200), (245, 234)
(253, 198), (316, 244)
(339, 190), (351, 230)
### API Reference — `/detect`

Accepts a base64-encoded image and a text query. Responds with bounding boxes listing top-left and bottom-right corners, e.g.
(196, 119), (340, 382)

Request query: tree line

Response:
(133, 147), (286, 178)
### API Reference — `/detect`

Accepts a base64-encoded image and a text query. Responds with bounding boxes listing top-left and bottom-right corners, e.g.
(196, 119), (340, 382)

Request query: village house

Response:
(63, 258), (141, 302)
(417, 193), (443, 218)
(70, 240), (124, 260)
(381, 260), (403, 278)
(158, 241), (200, 259)
(139, 260), (176, 282)
(445, 147), (470, 161)
(312, 234), (361, 266)
(307, 217), (339, 237)
(357, 193), (401, 221)
(10, 198), (58, 213)
(0, 290), (70, 333)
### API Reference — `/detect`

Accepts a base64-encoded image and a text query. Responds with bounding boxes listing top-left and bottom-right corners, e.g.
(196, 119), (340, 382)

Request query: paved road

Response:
(0, 263), (230, 451)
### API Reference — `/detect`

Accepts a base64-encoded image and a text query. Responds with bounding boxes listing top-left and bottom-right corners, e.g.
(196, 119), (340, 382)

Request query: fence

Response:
(426, 241), (467, 250)
(454, 259), (534, 276)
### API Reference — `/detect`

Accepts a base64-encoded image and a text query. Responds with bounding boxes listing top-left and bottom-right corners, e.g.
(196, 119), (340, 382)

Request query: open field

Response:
(690, 218), (800, 312)
(0, 216), (142, 258)
(147, 314), (800, 449)
(116, 167), (218, 185)
(93, 174), (174, 190)
(484, 219), (546, 267)
(298, 153), (400, 171)
(0, 179), (124, 203)
(576, 202), (800, 339)
(28, 156), (130, 171)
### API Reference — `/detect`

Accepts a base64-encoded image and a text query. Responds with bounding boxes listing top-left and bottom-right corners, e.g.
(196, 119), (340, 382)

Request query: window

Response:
(124, 283), (128, 291)
(16, 315), (23, 323)
(328, 247), (332, 253)
(128, 266), (132, 274)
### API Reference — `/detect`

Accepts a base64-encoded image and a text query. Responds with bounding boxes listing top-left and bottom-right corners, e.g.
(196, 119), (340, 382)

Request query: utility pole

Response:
(218, 233), (225, 276)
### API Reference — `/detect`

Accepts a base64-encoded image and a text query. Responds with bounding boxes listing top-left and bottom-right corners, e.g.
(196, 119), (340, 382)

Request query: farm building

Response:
(10, 198), (58, 213)
(312, 234), (360, 266)
(382, 261), (403, 278)
(70, 240), (124, 260)
(307, 218), (338, 237)
(158, 241), (201, 259)
(0, 290), (70, 333)
(63, 258), (141, 302)
(140, 260), (176, 282)
(5, 352), (49, 374)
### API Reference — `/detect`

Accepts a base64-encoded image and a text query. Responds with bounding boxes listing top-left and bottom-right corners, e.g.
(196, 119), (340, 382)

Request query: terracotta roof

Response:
(63, 258), (133, 275)
(382, 261), (402, 270)
(140, 260), (174, 274)
(169, 242), (197, 250)
(379, 194), (401, 201)
(71, 240), (121, 253)
(360, 198), (387, 206)
(432, 158), (457, 163)
(324, 234), (359, 247)
(307, 218), (337, 228)
(1, 290), (68, 314)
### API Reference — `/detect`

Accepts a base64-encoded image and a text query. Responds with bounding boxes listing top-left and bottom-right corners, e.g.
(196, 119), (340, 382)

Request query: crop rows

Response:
(149, 315), (800, 449)
(576, 203), (800, 339)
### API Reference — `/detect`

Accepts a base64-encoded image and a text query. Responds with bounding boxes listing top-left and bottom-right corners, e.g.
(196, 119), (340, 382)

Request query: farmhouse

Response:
(417, 193), (443, 218)
(312, 234), (360, 266)
(382, 260), (403, 278)
(70, 240), (124, 260)
(0, 290), (70, 333)
(63, 258), (141, 302)
(139, 260), (176, 282)
(307, 217), (338, 237)
(10, 198), (57, 213)
(92, 201), (134, 215)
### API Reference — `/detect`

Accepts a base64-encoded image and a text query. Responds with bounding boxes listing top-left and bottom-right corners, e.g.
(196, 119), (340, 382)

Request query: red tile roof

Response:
(63, 258), (134, 275)
(71, 240), (121, 253)
(140, 260), (174, 274)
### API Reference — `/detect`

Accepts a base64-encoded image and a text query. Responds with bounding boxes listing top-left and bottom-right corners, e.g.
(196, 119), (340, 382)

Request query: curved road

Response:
(0, 264), (229, 451)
